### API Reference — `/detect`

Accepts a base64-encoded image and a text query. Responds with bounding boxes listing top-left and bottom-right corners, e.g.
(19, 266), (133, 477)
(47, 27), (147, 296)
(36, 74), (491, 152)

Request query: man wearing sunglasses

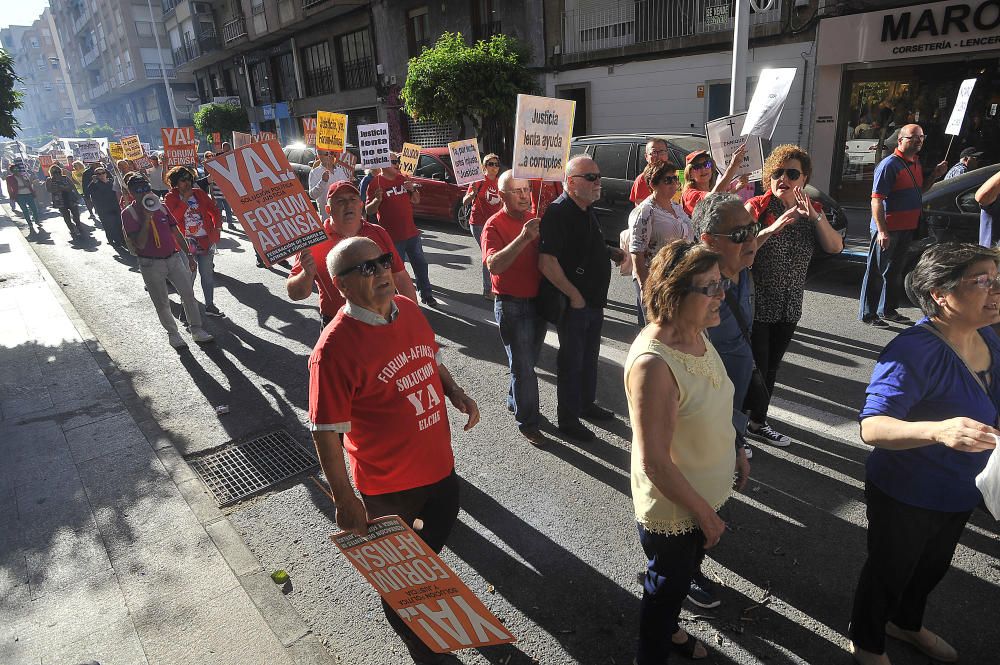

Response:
(539, 155), (626, 442)
(308, 147), (353, 205)
(630, 138), (669, 205)
(287, 180), (416, 333)
(860, 123), (948, 327)
(309, 236), (478, 665)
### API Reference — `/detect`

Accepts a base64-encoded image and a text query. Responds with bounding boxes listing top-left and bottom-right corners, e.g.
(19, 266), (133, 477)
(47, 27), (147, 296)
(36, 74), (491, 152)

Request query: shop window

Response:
(302, 41), (334, 97)
(336, 29), (374, 90)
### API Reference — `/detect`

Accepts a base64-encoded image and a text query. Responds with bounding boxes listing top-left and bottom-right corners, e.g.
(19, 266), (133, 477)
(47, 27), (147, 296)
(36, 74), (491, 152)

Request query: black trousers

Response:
(743, 320), (797, 424)
(361, 471), (461, 660)
(848, 483), (971, 654)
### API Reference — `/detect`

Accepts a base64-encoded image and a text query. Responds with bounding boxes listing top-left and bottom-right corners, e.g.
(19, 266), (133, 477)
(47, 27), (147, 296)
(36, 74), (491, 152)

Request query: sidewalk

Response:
(0, 210), (334, 664)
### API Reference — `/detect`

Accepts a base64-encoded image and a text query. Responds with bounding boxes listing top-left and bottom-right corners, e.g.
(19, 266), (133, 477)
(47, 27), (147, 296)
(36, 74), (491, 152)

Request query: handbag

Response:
(458, 182), (484, 230)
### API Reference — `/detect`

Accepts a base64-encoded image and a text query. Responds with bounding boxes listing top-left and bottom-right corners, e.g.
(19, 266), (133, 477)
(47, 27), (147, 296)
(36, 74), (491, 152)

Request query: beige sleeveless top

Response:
(624, 335), (736, 535)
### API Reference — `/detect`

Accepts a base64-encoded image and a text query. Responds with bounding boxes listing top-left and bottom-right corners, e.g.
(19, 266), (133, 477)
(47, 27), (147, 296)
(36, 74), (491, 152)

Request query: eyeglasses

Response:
(771, 168), (802, 181)
(962, 274), (1000, 291)
(708, 222), (761, 244)
(504, 187), (531, 196)
(648, 148), (667, 156)
(659, 175), (680, 185)
(900, 135), (925, 141)
(691, 161), (713, 170)
(570, 173), (601, 182)
(687, 278), (732, 297)
(336, 252), (394, 278)
(485, 161), (500, 167)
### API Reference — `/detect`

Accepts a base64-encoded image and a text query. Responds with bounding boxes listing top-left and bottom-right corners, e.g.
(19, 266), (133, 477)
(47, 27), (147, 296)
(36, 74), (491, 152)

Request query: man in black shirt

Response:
(539, 155), (624, 441)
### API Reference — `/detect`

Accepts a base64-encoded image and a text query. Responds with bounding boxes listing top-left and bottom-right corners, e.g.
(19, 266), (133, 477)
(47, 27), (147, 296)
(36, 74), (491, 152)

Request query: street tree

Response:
(193, 102), (250, 143)
(74, 123), (116, 140)
(0, 48), (24, 139)
(401, 32), (537, 159)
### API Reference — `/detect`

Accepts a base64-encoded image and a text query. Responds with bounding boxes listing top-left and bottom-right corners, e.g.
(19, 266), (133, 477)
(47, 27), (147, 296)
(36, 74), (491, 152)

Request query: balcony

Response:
(561, 0), (783, 57)
(145, 63), (177, 79)
(302, 0), (326, 8)
(222, 16), (247, 44)
(91, 81), (110, 99)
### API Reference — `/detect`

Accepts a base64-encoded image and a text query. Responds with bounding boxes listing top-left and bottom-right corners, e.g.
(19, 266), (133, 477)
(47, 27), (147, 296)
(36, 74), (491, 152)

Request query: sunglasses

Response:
(485, 161), (500, 167)
(390, 159), (400, 165)
(687, 278), (732, 297)
(570, 173), (601, 182)
(771, 168), (802, 181)
(659, 175), (680, 185)
(130, 182), (151, 194)
(708, 222), (761, 244)
(691, 160), (713, 170)
(963, 274), (1000, 291)
(336, 252), (394, 278)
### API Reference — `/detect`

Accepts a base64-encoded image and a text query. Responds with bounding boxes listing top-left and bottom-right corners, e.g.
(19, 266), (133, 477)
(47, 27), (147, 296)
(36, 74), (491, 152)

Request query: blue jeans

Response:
(394, 235), (433, 298)
(193, 247), (216, 308)
(556, 304), (603, 423)
(633, 278), (646, 327)
(859, 222), (914, 319)
(494, 297), (547, 430)
(636, 523), (708, 665)
(469, 224), (491, 292)
(215, 197), (233, 223)
(17, 194), (39, 224)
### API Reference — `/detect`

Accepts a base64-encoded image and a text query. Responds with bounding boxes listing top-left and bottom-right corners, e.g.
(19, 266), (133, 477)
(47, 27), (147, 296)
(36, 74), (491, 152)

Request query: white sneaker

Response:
(191, 328), (214, 343)
(168, 332), (187, 349)
(747, 422), (791, 447)
(742, 441), (753, 459)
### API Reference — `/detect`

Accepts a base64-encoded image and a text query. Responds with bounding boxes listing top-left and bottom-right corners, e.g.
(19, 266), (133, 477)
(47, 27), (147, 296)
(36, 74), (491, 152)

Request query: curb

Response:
(1, 207), (336, 665)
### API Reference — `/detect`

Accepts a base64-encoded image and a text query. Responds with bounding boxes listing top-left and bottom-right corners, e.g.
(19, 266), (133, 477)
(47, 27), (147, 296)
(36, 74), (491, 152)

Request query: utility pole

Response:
(729, 0), (750, 115)
(146, 0), (179, 128)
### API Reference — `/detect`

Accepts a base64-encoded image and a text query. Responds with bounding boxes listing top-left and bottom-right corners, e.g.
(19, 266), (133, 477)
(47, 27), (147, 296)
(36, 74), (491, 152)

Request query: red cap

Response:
(326, 179), (360, 202)
(685, 150), (710, 165)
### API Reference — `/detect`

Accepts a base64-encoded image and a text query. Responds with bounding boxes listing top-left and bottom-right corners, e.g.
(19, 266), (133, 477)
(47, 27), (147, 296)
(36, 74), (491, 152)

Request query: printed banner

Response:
(76, 140), (102, 163)
(120, 135), (144, 160)
(447, 139), (485, 186)
(254, 131), (278, 143)
(512, 94), (575, 181)
(108, 142), (124, 161)
(705, 113), (765, 182)
(162, 127), (199, 169)
(133, 155), (153, 170)
(357, 122), (391, 169)
(946, 78), (977, 136)
(316, 111), (347, 152)
(204, 139), (326, 266)
(232, 131), (252, 148)
(741, 68), (797, 140)
(398, 142), (421, 177)
(212, 132), (222, 152)
(302, 117), (317, 147)
(332, 516), (516, 653)
(338, 150), (358, 170)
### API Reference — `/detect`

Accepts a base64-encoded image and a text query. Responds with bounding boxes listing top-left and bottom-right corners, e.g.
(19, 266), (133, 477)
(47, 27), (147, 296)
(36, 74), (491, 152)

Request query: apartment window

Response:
(271, 52), (297, 100)
(301, 41), (334, 97)
(196, 76), (209, 101)
(406, 7), (430, 57)
(249, 60), (270, 105)
(225, 67), (239, 95)
(30, 38), (40, 48)
(336, 28), (373, 91)
(135, 21), (154, 37)
(251, 0), (265, 15)
(210, 73), (224, 96)
(471, 0), (500, 41)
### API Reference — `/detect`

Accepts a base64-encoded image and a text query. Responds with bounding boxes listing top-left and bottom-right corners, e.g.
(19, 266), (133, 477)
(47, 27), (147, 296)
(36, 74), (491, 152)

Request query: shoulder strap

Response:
(724, 281), (753, 346)
(893, 154), (920, 191)
(918, 321), (991, 397)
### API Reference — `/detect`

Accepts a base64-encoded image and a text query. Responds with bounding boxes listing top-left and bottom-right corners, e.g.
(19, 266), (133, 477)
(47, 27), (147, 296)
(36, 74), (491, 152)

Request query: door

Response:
(558, 86), (588, 137)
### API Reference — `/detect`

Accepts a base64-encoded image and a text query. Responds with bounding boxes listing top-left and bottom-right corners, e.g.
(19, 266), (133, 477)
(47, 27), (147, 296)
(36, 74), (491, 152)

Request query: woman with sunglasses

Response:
(848, 242), (1000, 665)
(625, 240), (744, 665)
(164, 166), (224, 317)
(628, 161), (693, 326)
(741, 145), (843, 449)
(462, 153), (503, 299)
(681, 143), (748, 217)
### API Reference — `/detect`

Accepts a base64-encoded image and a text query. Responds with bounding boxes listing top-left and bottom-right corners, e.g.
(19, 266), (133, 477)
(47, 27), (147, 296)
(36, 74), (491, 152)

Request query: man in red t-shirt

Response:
(365, 153), (437, 307)
(482, 171), (548, 447)
(309, 236), (478, 664)
(287, 181), (417, 332)
(629, 138), (669, 205)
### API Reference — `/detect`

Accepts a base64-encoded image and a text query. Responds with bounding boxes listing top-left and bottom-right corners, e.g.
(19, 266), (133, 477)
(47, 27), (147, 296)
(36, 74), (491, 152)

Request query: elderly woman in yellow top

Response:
(625, 239), (748, 664)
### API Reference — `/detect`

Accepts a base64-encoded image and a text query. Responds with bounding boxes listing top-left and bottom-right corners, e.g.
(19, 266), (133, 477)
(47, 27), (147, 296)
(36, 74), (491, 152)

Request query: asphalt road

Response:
(8, 202), (1000, 665)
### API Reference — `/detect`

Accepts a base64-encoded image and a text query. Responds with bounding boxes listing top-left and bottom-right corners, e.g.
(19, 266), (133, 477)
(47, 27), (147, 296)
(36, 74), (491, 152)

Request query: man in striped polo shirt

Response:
(859, 124), (947, 327)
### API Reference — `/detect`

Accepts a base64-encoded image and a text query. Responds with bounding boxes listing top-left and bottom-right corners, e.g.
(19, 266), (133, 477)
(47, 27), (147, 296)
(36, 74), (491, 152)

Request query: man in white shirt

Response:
(308, 149), (353, 205)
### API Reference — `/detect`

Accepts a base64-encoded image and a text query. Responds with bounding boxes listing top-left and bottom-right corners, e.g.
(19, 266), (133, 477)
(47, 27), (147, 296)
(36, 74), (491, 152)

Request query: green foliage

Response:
(401, 32), (537, 134)
(74, 123), (116, 139)
(193, 102), (249, 142)
(0, 48), (24, 139)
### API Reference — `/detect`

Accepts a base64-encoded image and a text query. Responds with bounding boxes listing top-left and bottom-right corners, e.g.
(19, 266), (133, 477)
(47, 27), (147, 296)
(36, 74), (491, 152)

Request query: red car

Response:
(407, 147), (467, 228)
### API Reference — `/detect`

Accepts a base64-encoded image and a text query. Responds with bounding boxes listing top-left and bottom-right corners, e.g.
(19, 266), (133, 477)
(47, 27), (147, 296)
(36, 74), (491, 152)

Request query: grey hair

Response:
(326, 236), (380, 282)
(564, 154), (595, 185)
(691, 192), (745, 237)
(909, 242), (1000, 318)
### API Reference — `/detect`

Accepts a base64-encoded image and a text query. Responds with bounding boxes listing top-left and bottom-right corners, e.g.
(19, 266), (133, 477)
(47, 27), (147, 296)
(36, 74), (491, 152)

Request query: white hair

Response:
(326, 236), (380, 282)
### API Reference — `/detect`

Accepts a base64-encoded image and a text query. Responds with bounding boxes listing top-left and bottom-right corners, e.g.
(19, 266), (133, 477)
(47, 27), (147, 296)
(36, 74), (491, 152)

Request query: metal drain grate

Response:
(189, 430), (318, 506)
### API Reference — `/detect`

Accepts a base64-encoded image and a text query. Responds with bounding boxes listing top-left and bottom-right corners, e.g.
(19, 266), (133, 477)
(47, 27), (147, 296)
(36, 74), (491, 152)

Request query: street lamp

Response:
(730, 0), (776, 114)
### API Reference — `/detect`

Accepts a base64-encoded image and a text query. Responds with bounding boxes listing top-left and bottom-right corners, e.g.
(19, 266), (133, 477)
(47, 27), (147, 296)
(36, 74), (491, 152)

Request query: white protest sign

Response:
(946, 78), (977, 136)
(232, 131), (252, 148)
(357, 123), (391, 168)
(447, 139), (485, 186)
(512, 94), (575, 181)
(741, 68), (797, 140)
(705, 113), (764, 182)
(77, 140), (102, 163)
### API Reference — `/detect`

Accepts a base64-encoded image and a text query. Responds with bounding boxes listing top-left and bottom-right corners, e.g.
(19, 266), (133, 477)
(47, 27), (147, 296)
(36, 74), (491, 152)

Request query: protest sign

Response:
(254, 131), (278, 143)
(232, 131), (252, 148)
(398, 142), (421, 177)
(946, 78), (977, 136)
(302, 117), (317, 146)
(77, 140), (102, 163)
(212, 132), (222, 152)
(332, 516), (516, 653)
(140, 142), (152, 155)
(512, 94), (575, 181)
(133, 155), (153, 170)
(108, 142), (124, 161)
(12, 157), (26, 173)
(205, 139), (326, 266)
(357, 122), (391, 169)
(120, 135), (144, 160)
(705, 113), (764, 182)
(447, 139), (485, 186)
(741, 68), (797, 140)
(338, 150), (358, 170)
(39, 155), (53, 172)
(162, 127), (199, 169)
(316, 111), (347, 152)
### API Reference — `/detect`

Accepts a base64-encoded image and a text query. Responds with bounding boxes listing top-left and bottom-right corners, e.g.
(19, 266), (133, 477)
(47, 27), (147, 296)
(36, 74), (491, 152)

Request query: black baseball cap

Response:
(960, 147), (983, 158)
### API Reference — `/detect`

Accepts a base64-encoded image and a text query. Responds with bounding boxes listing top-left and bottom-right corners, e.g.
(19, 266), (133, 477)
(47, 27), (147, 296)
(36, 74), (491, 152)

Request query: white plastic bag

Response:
(975, 435), (1000, 520)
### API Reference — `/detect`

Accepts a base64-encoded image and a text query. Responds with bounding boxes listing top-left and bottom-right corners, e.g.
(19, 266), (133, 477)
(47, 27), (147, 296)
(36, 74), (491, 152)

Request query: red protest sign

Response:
(332, 516), (516, 654)
(254, 131), (278, 143)
(338, 150), (358, 170)
(39, 154), (54, 172)
(162, 127), (199, 169)
(212, 132), (222, 152)
(205, 139), (326, 266)
(302, 118), (316, 147)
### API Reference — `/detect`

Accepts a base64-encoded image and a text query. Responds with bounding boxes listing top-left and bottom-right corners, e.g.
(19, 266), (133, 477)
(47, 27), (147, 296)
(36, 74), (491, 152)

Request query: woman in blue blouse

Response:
(850, 242), (999, 665)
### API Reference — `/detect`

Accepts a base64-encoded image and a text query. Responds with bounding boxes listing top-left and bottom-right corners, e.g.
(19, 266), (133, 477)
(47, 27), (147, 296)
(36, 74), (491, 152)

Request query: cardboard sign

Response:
(39, 154), (54, 173)
(162, 127), (196, 146)
(357, 122), (391, 169)
(77, 140), (102, 163)
(447, 139), (485, 186)
(338, 150), (358, 170)
(332, 516), (516, 653)
(705, 113), (765, 182)
(946, 78), (977, 136)
(162, 127), (199, 169)
(302, 117), (317, 147)
(398, 142), (421, 177)
(741, 68), (796, 140)
(512, 94), (576, 181)
(133, 155), (153, 170)
(108, 142), (124, 161)
(121, 135), (144, 160)
(316, 111), (347, 152)
(232, 131), (252, 148)
(204, 139), (326, 266)
(212, 132), (222, 152)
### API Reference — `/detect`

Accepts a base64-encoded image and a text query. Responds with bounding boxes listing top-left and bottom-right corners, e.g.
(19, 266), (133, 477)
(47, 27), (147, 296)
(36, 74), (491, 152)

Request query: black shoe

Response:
(558, 419), (595, 442)
(582, 403), (614, 420)
(205, 304), (225, 317)
(519, 426), (549, 447)
(419, 294), (439, 308)
(862, 315), (889, 328)
(882, 311), (911, 324)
